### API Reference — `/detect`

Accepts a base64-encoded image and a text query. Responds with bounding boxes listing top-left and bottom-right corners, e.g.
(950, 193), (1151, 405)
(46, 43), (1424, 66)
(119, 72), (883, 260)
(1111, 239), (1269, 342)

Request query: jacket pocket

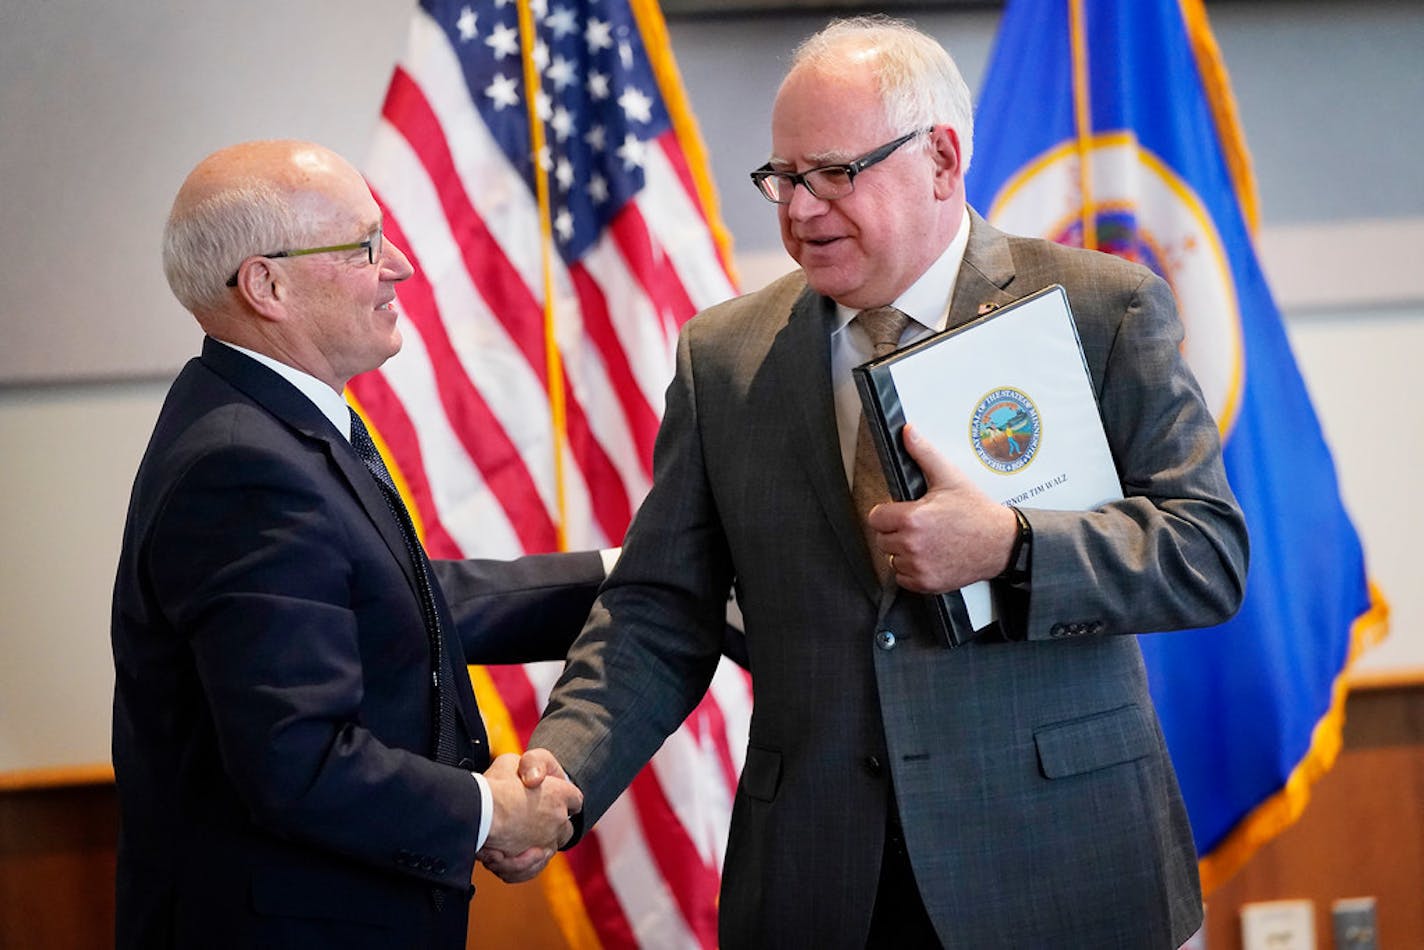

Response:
(740, 744), (782, 802)
(1034, 703), (1153, 779)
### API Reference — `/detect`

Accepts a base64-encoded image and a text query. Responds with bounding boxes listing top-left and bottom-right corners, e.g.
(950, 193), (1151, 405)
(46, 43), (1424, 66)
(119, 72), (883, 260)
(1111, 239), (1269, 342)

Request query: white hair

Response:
(161, 178), (310, 314)
(790, 15), (975, 172)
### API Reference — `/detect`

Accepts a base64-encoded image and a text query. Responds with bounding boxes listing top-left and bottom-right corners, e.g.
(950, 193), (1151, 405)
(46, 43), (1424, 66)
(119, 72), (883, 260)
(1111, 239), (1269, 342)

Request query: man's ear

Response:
(929, 125), (963, 199)
(232, 258), (286, 321)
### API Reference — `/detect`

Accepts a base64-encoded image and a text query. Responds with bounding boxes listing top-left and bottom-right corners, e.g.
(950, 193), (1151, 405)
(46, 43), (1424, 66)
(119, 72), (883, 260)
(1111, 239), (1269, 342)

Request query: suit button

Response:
(435, 859), (448, 874)
(863, 755), (883, 776)
(458, 758), (476, 771)
(875, 629), (897, 651)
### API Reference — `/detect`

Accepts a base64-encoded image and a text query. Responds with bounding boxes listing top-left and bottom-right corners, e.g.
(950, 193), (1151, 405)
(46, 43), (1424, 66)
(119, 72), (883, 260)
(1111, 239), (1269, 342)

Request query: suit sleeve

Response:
(431, 551), (606, 665)
(530, 326), (733, 833)
(146, 439), (483, 891)
(1008, 267), (1250, 641)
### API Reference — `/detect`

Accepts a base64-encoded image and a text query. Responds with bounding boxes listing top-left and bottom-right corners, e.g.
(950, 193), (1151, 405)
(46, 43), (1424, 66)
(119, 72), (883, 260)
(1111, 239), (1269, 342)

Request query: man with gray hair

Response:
(111, 139), (602, 948)
(503, 16), (1248, 948)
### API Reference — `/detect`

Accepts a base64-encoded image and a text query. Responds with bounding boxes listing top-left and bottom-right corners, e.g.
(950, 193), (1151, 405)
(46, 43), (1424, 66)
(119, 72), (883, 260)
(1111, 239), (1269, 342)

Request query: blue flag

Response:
(966, 0), (1387, 891)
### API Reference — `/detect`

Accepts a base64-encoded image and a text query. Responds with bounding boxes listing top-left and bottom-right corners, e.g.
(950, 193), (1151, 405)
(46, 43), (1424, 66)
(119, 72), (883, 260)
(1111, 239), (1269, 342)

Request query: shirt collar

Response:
(212, 339), (354, 440)
(833, 206), (972, 334)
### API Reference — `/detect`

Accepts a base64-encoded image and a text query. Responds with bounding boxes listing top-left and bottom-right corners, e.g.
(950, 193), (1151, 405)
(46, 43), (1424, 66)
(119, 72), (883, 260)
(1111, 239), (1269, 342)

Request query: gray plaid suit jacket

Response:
(532, 210), (1248, 949)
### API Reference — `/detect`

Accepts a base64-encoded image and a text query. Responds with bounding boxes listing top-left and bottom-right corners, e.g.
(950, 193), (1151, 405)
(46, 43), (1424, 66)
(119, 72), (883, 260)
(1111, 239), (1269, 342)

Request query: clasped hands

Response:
(477, 748), (579, 883)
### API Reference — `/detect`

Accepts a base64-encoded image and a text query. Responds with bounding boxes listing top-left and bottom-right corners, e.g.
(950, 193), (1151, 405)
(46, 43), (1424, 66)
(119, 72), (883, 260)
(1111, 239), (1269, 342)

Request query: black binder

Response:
(852, 284), (1120, 646)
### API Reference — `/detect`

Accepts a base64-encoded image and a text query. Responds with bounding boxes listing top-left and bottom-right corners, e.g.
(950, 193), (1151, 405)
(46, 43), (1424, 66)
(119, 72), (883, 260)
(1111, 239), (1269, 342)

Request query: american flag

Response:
(348, 0), (750, 945)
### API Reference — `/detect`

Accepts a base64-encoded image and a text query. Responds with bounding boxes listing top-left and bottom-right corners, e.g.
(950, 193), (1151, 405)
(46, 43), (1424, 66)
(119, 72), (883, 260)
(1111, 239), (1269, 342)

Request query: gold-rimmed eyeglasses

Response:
(226, 224), (383, 287)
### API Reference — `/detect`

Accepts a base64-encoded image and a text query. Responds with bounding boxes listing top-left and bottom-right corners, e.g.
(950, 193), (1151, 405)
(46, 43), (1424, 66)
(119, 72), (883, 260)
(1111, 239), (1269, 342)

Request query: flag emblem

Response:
(988, 135), (1241, 426)
(971, 387), (1041, 472)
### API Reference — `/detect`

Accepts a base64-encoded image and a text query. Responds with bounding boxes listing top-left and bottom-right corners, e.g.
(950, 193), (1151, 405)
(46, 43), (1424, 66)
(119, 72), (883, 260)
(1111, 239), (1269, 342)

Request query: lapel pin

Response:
(977, 302), (1000, 316)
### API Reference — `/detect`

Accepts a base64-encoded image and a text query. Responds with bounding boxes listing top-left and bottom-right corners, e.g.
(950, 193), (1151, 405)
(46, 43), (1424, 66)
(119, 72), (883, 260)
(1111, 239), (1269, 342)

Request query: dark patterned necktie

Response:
(852, 307), (912, 580)
(348, 408), (460, 767)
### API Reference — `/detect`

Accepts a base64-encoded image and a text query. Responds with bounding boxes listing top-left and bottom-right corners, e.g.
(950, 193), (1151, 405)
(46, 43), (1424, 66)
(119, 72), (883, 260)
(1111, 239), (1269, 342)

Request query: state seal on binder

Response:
(852, 284), (1124, 644)
(971, 387), (1041, 473)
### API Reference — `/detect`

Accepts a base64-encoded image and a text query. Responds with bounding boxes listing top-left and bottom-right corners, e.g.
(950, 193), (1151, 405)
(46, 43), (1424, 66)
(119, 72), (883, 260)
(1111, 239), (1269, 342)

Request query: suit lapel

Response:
(766, 285), (885, 601)
(950, 209), (1019, 329)
(199, 339), (481, 744)
(200, 339), (419, 595)
(313, 405), (485, 751)
(328, 446), (425, 596)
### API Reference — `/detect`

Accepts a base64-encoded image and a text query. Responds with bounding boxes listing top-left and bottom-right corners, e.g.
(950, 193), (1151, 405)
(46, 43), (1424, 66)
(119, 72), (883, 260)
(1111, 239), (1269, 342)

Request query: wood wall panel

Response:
(0, 784), (117, 948)
(1203, 682), (1424, 949)
(2, 683), (1419, 949)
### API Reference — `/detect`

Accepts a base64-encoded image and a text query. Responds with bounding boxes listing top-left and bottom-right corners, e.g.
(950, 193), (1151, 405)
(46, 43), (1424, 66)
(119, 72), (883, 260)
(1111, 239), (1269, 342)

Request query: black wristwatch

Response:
(994, 506), (1032, 587)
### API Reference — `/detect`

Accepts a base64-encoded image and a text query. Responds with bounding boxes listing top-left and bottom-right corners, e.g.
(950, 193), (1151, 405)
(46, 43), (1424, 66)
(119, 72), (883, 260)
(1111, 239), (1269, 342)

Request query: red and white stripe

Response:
(352, 5), (746, 947)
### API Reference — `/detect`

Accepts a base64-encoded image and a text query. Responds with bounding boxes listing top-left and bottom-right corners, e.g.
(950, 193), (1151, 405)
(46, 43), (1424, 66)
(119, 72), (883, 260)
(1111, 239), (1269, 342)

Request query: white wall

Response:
(2, 1), (1421, 774)
(0, 383), (163, 773)
(0, 0), (411, 381)
(1285, 305), (1424, 676)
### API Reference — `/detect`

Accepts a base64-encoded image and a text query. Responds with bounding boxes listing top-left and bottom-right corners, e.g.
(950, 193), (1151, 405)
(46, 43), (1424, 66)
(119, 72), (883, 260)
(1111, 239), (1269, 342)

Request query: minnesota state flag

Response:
(966, 0), (1388, 891)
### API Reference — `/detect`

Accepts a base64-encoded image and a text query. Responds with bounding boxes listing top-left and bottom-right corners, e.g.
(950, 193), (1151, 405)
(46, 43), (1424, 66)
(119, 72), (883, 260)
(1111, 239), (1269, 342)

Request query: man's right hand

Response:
(477, 751), (581, 883)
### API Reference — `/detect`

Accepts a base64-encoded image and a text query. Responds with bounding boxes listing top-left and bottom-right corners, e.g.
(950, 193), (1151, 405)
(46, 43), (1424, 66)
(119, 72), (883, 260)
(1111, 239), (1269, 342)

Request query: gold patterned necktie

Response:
(851, 307), (912, 579)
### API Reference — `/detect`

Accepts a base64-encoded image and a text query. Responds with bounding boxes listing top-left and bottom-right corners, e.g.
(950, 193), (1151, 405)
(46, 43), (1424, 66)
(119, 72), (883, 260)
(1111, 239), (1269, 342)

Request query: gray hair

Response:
(790, 15), (975, 173)
(161, 178), (309, 314)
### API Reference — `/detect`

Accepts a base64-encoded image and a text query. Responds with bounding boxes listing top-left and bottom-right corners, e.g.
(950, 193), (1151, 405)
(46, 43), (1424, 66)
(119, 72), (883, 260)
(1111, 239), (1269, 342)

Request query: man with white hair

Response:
(512, 17), (1248, 948)
(112, 139), (599, 948)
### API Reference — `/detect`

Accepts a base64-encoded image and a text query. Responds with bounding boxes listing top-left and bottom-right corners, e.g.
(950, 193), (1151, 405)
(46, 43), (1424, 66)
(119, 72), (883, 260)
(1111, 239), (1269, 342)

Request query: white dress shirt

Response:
(828, 208), (972, 484)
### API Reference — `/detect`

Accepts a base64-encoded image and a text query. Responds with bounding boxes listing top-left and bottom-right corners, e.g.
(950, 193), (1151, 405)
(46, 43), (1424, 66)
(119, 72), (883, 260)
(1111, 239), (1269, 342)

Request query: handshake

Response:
(478, 748), (580, 883)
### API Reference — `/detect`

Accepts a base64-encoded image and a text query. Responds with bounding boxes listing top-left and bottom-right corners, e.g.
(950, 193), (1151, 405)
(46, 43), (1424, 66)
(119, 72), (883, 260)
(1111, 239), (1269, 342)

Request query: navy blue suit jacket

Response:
(111, 338), (604, 948)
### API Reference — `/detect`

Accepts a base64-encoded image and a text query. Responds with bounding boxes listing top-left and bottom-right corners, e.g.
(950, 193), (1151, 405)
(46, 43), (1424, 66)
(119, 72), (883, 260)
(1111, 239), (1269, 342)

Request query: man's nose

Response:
(381, 240), (416, 282)
(784, 181), (830, 219)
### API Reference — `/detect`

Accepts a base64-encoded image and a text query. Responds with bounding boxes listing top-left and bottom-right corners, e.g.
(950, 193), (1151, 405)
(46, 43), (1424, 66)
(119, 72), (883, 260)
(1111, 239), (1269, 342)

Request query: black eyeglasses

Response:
(749, 128), (932, 205)
(225, 224), (384, 287)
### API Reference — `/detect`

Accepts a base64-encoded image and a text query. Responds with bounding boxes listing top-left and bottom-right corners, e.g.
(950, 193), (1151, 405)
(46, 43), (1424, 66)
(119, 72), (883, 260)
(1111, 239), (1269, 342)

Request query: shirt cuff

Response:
(473, 771), (493, 850)
(599, 547), (621, 576)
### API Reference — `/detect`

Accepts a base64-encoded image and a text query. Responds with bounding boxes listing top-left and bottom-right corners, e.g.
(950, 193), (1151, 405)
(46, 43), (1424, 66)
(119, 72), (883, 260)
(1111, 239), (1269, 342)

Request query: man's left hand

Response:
(867, 423), (1018, 593)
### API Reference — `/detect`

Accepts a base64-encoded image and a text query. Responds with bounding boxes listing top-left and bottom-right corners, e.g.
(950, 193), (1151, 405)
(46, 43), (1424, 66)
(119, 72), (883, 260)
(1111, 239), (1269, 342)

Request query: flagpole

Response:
(518, 0), (571, 552)
(627, 0), (740, 288)
(512, 11), (603, 945)
(1068, 0), (1097, 251)
(1179, 0), (1261, 235)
